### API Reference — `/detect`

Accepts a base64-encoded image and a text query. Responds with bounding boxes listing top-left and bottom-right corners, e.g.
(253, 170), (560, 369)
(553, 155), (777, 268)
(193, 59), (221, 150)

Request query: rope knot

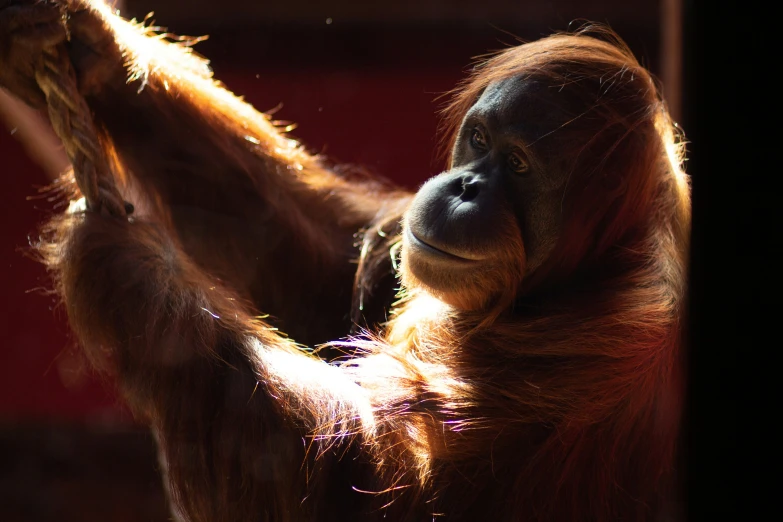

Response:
(35, 44), (132, 218)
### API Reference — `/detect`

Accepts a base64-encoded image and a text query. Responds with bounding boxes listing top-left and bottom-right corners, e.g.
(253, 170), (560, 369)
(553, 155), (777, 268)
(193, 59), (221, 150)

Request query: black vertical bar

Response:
(681, 0), (737, 520)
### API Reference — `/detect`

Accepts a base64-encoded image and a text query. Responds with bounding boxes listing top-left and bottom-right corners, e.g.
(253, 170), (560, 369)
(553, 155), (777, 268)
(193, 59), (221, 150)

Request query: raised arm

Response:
(36, 205), (371, 521)
(1, 0), (412, 344)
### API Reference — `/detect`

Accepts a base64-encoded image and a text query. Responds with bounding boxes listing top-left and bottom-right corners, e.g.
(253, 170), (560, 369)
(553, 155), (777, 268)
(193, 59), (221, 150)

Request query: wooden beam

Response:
(0, 89), (70, 180)
(660, 0), (682, 123)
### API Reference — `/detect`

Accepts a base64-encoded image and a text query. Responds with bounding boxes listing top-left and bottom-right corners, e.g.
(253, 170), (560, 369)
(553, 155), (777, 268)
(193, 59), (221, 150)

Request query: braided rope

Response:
(35, 45), (131, 217)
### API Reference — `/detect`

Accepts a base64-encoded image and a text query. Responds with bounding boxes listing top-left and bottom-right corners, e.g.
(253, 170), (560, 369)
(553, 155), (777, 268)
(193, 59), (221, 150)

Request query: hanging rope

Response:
(34, 44), (132, 217)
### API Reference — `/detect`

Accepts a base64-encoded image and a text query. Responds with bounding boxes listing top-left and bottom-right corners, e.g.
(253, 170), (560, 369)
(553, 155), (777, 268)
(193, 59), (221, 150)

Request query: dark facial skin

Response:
(403, 75), (576, 305)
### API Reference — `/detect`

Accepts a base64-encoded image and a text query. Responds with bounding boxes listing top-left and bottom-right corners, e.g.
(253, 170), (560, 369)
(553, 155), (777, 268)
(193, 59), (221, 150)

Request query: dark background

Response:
(0, 0), (730, 520)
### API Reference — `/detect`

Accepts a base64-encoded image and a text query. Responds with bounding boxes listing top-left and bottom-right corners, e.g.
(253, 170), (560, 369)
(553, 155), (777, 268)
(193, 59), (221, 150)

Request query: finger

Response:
(66, 8), (111, 47)
(12, 19), (67, 48)
(1, 3), (63, 32)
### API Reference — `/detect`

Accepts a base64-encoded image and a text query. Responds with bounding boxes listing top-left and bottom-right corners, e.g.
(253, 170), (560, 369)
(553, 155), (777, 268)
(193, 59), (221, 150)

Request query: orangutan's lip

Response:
(406, 228), (483, 263)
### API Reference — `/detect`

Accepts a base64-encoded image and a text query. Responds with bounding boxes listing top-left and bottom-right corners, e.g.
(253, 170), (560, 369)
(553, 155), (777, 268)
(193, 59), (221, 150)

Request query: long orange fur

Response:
(20, 2), (690, 521)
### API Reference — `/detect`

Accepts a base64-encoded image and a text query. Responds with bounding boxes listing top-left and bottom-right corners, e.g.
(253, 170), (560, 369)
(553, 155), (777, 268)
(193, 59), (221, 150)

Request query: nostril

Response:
(449, 175), (465, 197)
(460, 176), (480, 201)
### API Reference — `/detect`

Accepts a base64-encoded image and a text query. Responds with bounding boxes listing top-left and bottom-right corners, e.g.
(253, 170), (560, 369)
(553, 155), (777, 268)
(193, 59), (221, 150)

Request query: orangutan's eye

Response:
(470, 127), (488, 151)
(508, 152), (529, 174)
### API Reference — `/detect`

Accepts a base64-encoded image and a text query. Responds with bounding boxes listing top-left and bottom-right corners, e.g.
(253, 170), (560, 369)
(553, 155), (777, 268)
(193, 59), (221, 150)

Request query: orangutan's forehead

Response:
(467, 76), (573, 145)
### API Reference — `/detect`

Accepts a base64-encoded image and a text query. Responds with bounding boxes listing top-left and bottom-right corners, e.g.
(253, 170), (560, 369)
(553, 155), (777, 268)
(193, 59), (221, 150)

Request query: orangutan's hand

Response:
(0, 0), (67, 107)
(0, 0), (124, 108)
